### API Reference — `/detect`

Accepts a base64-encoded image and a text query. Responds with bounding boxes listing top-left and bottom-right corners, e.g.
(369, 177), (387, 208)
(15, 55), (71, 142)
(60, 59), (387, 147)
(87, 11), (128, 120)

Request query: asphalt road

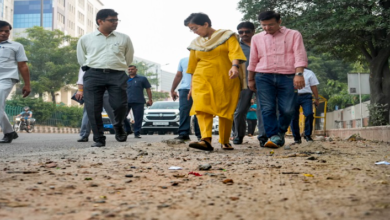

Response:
(0, 133), (179, 158)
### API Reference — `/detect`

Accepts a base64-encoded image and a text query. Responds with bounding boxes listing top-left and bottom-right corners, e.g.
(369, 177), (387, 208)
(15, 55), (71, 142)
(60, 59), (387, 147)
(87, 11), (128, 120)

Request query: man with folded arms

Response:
(248, 11), (308, 148)
(77, 9), (134, 147)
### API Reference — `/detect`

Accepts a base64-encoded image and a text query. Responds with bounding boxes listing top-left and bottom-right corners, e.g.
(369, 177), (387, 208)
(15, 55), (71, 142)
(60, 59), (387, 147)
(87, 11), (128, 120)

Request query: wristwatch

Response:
(295, 72), (303, 76)
(232, 64), (240, 68)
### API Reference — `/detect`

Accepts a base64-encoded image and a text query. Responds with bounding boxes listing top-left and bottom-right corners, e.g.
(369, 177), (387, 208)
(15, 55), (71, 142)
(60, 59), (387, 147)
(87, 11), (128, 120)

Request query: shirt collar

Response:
(264, 26), (286, 35)
(240, 40), (250, 47)
(0, 40), (11, 44)
(95, 29), (116, 37)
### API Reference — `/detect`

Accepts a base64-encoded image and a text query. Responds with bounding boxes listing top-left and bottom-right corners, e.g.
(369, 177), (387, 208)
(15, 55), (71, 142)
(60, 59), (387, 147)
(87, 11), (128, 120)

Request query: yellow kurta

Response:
(187, 34), (247, 121)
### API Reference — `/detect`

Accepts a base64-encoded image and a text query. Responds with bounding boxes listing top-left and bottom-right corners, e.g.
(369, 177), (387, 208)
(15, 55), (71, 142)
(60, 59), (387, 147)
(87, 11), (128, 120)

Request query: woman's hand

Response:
(229, 66), (239, 79)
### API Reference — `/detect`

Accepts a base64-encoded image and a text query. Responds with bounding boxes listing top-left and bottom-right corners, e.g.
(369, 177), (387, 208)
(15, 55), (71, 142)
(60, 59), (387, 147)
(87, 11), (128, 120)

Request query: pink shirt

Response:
(248, 27), (308, 74)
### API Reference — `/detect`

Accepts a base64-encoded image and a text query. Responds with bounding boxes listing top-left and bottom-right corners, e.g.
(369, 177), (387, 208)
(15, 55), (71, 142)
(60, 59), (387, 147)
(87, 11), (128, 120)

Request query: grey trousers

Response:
(233, 89), (266, 139)
(0, 79), (16, 134)
(80, 92), (116, 138)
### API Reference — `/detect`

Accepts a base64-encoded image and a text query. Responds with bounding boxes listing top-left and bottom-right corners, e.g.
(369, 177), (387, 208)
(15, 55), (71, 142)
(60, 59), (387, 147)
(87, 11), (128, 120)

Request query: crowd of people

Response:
(0, 9), (320, 149)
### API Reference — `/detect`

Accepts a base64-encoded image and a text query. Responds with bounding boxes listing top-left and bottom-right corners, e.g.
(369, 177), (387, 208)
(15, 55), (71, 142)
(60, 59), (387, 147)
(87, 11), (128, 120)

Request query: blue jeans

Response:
(127, 103), (144, 136)
(178, 89), (200, 137)
(255, 73), (297, 138)
(290, 93), (314, 138)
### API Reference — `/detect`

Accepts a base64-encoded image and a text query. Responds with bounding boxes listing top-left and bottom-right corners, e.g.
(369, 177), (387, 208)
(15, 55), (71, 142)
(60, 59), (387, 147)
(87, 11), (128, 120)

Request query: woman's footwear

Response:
(189, 138), (214, 151)
(221, 143), (234, 150)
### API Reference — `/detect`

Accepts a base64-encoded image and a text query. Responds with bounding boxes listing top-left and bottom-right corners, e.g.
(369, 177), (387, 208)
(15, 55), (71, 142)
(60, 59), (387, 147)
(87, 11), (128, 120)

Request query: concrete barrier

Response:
(315, 126), (390, 142)
(0, 126), (80, 134)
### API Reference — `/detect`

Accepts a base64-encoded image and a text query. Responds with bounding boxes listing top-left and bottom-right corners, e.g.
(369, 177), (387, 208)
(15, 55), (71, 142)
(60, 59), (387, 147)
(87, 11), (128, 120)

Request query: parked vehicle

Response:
(13, 116), (35, 133)
(102, 112), (115, 134)
(212, 116), (219, 135)
(141, 101), (180, 135)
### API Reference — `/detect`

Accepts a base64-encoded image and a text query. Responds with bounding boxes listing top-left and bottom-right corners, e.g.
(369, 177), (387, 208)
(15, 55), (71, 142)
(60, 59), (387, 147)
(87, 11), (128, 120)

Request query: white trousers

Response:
(0, 79), (16, 134)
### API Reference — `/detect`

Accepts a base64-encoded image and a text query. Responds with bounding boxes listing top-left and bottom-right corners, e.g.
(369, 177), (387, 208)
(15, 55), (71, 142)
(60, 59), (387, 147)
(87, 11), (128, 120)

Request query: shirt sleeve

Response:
(177, 59), (183, 72)
(143, 77), (151, 89)
(16, 44), (28, 62)
(76, 37), (87, 67)
(293, 32), (308, 68)
(124, 36), (134, 66)
(309, 71), (320, 86)
(186, 50), (198, 74)
(227, 35), (247, 63)
(248, 35), (259, 72)
(76, 68), (85, 85)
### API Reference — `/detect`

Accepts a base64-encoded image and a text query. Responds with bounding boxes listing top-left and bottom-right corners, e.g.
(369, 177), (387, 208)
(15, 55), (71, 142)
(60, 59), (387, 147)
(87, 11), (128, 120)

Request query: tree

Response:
(15, 26), (79, 104)
(131, 61), (169, 101)
(238, 0), (390, 124)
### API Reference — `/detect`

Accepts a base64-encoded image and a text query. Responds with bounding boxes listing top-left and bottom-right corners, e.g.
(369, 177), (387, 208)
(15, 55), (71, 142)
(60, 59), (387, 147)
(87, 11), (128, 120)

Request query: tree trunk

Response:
(50, 91), (56, 105)
(369, 48), (390, 124)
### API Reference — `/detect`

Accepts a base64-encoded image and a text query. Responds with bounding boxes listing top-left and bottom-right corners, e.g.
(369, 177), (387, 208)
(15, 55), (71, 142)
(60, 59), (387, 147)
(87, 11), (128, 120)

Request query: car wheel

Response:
(148, 131), (154, 135)
(141, 130), (148, 135)
(158, 131), (165, 135)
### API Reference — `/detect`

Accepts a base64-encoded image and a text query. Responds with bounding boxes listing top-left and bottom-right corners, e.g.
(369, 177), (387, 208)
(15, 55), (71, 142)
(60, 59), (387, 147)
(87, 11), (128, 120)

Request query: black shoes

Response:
(174, 135), (190, 141)
(114, 126), (127, 142)
(77, 137), (88, 142)
(294, 138), (302, 144)
(127, 131), (133, 135)
(134, 134), (141, 138)
(304, 135), (314, 142)
(233, 137), (243, 145)
(0, 132), (18, 143)
(91, 137), (106, 147)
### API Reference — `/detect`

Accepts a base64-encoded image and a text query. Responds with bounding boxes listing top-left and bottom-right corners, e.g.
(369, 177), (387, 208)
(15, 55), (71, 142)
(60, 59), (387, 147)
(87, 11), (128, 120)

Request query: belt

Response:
(298, 93), (312, 96)
(90, 68), (123, 73)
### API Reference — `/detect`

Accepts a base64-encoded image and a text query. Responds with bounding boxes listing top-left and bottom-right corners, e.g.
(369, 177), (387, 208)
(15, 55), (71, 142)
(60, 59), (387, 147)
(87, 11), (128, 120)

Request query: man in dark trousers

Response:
(77, 9), (134, 147)
(126, 65), (153, 138)
(232, 21), (267, 146)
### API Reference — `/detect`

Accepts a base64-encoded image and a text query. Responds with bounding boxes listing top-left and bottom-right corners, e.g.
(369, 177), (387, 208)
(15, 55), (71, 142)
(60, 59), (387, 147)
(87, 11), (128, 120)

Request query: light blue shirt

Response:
(177, 57), (192, 90)
(0, 40), (28, 82)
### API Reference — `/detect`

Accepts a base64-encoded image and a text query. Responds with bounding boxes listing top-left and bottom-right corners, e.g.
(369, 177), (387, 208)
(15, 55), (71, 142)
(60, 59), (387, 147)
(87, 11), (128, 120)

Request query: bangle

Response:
(78, 89), (83, 92)
(232, 64), (239, 68)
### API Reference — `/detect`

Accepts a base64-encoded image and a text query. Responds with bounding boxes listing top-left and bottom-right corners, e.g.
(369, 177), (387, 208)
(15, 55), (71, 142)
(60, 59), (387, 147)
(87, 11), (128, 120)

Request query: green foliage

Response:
(367, 103), (388, 126)
(15, 27), (79, 104)
(6, 96), (83, 127)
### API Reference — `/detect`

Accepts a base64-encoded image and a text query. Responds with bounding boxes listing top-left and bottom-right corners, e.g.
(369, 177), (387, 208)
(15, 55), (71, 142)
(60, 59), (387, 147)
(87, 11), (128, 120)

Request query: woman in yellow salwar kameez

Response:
(184, 13), (246, 151)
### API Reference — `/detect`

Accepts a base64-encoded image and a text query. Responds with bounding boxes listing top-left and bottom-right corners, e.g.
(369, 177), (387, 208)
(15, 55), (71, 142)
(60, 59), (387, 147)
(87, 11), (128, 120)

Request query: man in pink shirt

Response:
(248, 11), (308, 148)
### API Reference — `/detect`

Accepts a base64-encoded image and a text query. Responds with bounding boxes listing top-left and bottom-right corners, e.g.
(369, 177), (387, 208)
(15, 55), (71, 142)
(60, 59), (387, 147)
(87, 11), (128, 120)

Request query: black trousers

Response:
(247, 119), (257, 135)
(127, 103), (144, 136)
(83, 69), (128, 141)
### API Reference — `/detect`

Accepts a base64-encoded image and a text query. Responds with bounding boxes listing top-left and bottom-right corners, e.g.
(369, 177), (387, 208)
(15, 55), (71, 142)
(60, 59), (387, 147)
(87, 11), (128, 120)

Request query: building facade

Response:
(12, 0), (103, 38)
(0, 0), (15, 26)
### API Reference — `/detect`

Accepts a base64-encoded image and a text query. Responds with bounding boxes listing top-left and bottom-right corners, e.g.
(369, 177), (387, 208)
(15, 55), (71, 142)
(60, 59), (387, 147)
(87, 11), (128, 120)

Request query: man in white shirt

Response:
(290, 68), (320, 143)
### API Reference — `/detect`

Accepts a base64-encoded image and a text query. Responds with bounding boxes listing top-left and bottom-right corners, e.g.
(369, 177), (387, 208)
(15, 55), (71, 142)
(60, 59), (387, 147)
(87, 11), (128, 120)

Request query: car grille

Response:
(146, 116), (176, 120)
(146, 112), (176, 121)
(102, 118), (112, 124)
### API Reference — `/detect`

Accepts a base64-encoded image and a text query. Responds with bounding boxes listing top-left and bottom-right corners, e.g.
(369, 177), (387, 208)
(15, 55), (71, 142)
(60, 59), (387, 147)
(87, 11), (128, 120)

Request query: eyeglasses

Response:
(189, 27), (199, 32)
(238, 30), (252, 34)
(105, 19), (121, 23)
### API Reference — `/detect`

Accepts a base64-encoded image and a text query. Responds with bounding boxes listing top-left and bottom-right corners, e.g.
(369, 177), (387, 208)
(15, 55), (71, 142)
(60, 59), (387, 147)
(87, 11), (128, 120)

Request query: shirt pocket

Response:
(111, 44), (124, 54)
(0, 47), (12, 59)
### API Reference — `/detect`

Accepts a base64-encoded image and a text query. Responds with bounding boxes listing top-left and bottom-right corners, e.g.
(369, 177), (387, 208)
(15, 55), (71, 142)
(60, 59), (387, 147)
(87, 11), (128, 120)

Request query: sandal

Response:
(221, 143), (234, 150)
(189, 138), (214, 151)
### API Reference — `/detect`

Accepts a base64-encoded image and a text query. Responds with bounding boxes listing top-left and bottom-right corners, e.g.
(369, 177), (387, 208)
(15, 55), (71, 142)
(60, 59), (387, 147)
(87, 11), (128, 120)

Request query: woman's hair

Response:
(237, 21), (255, 31)
(184, 13), (212, 27)
(258, 11), (281, 21)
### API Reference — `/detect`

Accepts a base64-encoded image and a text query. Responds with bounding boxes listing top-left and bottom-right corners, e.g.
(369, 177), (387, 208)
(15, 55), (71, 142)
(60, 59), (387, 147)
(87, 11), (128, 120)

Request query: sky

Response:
(100, 0), (244, 73)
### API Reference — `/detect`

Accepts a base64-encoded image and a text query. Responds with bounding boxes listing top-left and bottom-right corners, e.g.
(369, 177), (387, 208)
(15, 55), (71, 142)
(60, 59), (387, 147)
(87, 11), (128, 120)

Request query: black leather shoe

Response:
(303, 135), (314, 142)
(114, 126), (127, 142)
(127, 131), (133, 135)
(294, 138), (302, 144)
(77, 137), (88, 142)
(134, 134), (141, 138)
(0, 132), (17, 143)
(233, 137), (243, 145)
(174, 135), (190, 141)
(91, 141), (105, 147)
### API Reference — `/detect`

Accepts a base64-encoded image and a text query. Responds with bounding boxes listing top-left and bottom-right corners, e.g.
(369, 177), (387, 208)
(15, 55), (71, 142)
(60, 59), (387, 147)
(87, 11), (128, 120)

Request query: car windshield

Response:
(149, 102), (179, 110)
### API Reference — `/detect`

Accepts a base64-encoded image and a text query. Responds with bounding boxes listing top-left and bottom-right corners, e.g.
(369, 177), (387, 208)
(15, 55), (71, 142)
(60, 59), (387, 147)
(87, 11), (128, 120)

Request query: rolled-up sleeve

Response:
(76, 68), (85, 85)
(247, 35), (259, 72)
(125, 36), (134, 66)
(76, 37), (86, 67)
(293, 32), (308, 68)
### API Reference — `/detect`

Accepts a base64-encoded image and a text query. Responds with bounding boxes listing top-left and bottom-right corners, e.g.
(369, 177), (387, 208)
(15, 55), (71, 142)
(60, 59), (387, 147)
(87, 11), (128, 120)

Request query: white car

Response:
(141, 101), (180, 135)
(212, 116), (219, 135)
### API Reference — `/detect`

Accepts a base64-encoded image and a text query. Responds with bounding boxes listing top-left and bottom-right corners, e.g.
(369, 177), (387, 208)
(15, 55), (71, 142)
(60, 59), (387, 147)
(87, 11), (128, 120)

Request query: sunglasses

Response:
(238, 30), (252, 34)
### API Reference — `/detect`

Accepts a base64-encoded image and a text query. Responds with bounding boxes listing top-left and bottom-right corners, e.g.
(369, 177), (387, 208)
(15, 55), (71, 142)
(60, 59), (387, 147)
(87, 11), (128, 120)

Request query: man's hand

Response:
(171, 91), (178, 101)
(187, 89), (192, 101)
(147, 100), (153, 106)
(229, 66), (239, 79)
(22, 84), (31, 98)
(75, 91), (83, 100)
(293, 75), (305, 90)
(314, 99), (320, 107)
(248, 80), (256, 92)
